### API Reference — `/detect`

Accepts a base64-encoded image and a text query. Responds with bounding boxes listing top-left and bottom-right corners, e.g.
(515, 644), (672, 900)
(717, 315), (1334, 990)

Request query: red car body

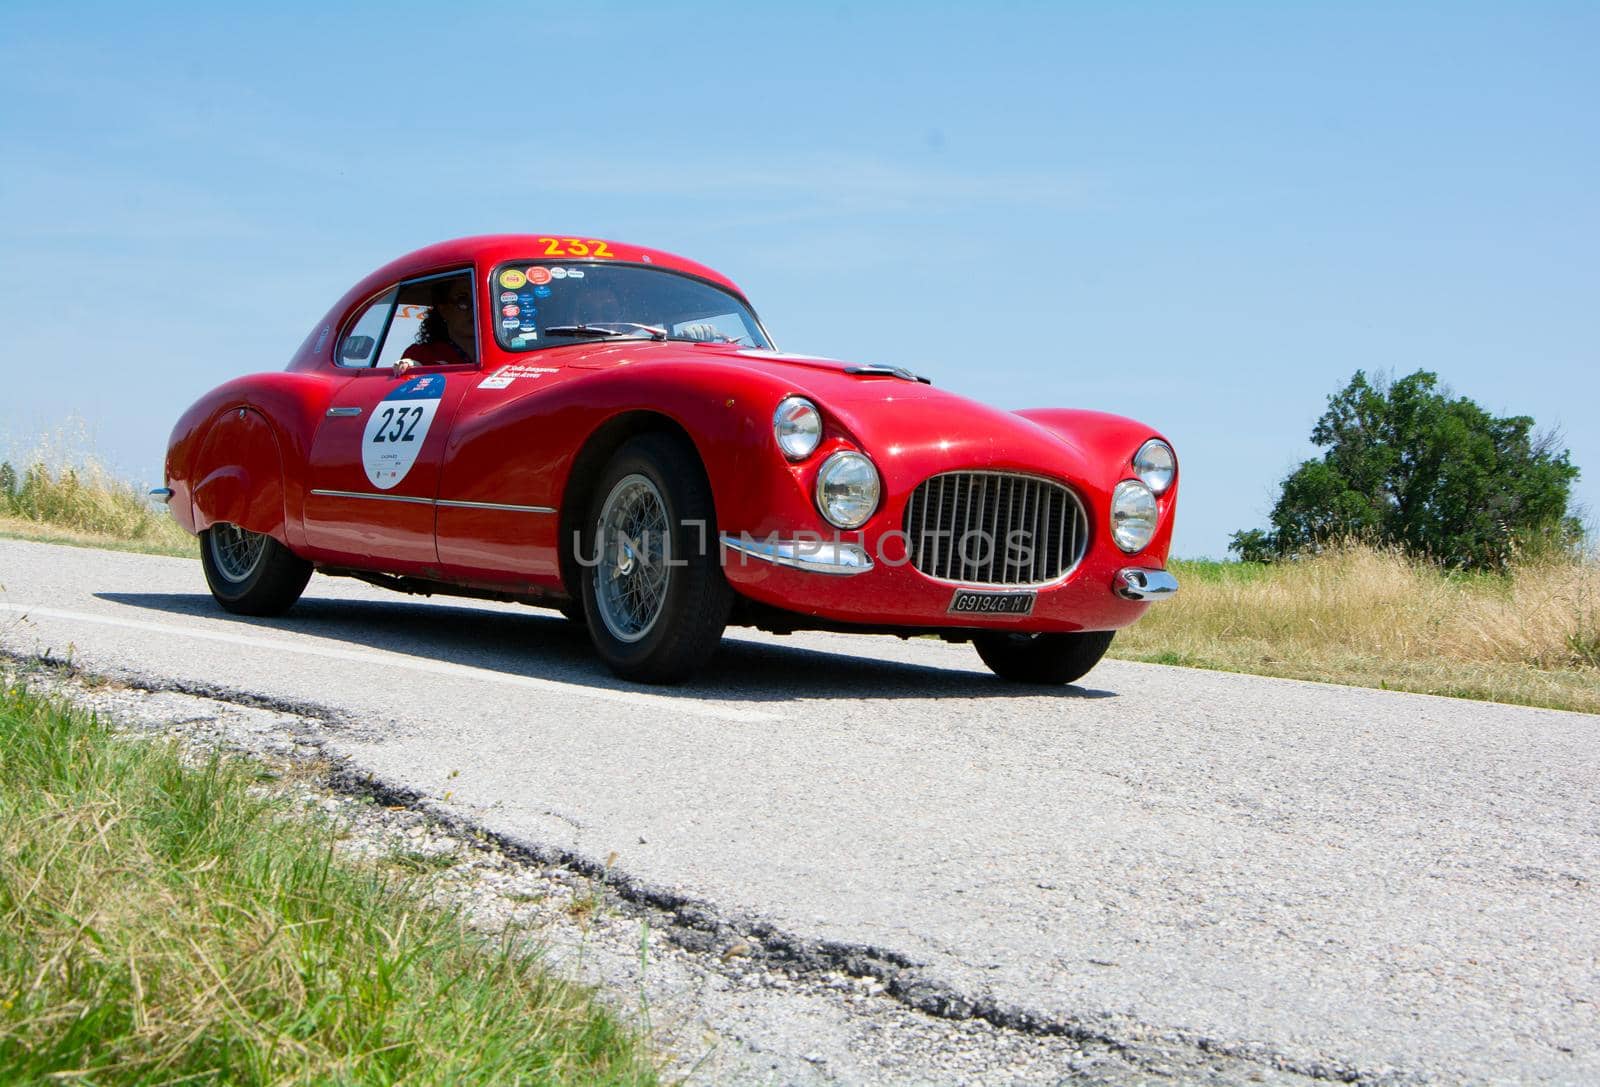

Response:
(162, 235), (1178, 681)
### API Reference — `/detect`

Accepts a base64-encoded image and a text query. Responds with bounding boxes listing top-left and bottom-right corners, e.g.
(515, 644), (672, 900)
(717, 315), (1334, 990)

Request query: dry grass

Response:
(0, 448), (192, 557)
(1114, 545), (1600, 715)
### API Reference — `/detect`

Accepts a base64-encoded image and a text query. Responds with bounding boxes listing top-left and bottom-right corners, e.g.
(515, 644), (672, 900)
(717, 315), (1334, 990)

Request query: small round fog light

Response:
(1133, 440), (1176, 495)
(773, 397), (822, 460)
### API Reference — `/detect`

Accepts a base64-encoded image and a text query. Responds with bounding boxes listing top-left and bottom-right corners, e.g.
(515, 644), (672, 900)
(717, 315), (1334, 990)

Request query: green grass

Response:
(0, 676), (658, 1086)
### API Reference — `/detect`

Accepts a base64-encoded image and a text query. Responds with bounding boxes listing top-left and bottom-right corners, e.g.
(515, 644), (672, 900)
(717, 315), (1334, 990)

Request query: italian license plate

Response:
(947, 589), (1037, 616)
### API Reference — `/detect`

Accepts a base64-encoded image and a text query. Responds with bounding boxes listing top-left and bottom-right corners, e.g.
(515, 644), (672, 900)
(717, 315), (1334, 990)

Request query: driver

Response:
(402, 281), (474, 365)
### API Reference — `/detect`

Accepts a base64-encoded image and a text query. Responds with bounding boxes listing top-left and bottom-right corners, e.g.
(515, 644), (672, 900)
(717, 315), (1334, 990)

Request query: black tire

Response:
(579, 432), (732, 683)
(973, 629), (1115, 685)
(200, 523), (313, 617)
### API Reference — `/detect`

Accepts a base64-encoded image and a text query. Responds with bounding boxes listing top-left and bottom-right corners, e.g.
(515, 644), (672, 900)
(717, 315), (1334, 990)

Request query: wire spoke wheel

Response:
(208, 523), (268, 584)
(594, 474), (672, 643)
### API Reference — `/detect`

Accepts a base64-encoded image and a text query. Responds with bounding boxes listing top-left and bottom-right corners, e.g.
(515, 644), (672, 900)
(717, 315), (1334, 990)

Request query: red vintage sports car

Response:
(158, 235), (1178, 684)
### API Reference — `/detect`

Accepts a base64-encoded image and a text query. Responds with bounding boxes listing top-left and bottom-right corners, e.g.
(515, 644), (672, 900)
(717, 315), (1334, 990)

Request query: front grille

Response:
(903, 472), (1089, 585)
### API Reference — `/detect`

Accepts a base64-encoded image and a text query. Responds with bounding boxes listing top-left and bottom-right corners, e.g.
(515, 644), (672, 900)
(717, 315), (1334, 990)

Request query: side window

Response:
(373, 270), (478, 369)
(337, 289), (397, 367)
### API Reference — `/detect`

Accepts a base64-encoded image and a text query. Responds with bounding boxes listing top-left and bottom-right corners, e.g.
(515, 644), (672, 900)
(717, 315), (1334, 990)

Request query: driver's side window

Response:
(376, 271), (478, 369)
(336, 270), (479, 369)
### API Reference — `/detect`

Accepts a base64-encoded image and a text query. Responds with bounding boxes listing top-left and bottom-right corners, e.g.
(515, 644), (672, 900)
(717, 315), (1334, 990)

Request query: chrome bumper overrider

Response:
(1115, 567), (1179, 601)
(720, 534), (874, 576)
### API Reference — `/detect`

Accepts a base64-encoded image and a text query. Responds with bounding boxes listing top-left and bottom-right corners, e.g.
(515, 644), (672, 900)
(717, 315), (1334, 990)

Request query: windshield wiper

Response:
(543, 323), (667, 341)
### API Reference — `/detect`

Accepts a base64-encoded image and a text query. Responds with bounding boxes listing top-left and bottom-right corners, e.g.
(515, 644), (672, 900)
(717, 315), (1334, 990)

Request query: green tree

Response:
(1232, 370), (1581, 569)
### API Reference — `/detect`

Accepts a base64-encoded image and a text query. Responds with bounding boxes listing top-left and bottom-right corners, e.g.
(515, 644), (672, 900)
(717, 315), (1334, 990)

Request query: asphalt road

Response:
(2, 538), (1595, 1084)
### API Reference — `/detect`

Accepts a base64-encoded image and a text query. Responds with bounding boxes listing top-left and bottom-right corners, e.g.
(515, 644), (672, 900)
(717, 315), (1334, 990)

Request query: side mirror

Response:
(340, 334), (376, 362)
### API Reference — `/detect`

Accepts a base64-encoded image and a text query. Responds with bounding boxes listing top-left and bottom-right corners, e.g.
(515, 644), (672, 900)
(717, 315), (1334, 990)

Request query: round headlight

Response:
(1111, 480), (1159, 553)
(1133, 439), (1176, 495)
(774, 396), (822, 460)
(815, 451), (880, 529)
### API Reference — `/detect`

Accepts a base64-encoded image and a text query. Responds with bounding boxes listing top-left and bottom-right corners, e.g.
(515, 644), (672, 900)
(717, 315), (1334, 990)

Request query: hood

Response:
(561, 339), (1138, 491)
(627, 342), (1106, 487)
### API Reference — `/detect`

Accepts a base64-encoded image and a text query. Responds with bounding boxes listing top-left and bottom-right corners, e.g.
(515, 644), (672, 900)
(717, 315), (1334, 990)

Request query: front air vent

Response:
(903, 472), (1089, 585)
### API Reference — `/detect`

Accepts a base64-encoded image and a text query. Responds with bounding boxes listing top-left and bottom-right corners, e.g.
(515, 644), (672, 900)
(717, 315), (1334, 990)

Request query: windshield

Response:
(492, 262), (770, 352)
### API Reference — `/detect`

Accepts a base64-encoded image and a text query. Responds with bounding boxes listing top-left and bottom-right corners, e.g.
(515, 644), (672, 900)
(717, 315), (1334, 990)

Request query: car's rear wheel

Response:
(200, 523), (313, 616)
(973, 629), (1115, 685)
(580, 433), (732, 683)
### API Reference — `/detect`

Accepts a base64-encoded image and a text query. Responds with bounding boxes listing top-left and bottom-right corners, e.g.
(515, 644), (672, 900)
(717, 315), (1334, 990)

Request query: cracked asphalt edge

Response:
(2, 648), (1420, 1086)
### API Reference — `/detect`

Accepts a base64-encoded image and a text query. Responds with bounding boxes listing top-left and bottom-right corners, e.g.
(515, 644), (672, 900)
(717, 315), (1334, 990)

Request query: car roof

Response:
(355, 234), (747, 299)
(288, 235), (754, 371)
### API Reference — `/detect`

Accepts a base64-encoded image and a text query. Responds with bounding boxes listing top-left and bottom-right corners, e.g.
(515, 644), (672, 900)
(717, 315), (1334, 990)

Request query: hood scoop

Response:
(843, 363), (932, 385)
(733, 349), (932, 385)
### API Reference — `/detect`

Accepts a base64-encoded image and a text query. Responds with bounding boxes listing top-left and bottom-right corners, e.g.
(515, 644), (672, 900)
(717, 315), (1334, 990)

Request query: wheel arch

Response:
(557, 410), (715, 597)
(190, 406), (291, 546)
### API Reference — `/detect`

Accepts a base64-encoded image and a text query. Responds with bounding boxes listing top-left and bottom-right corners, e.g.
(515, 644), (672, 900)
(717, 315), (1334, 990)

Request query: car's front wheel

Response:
(579, 433), (732, 683)
(200, 523), (313, 616)
(973, 629), (1115, 685)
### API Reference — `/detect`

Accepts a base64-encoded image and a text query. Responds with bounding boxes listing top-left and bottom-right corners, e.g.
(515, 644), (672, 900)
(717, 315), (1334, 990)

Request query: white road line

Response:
(0, 603), (780, 723)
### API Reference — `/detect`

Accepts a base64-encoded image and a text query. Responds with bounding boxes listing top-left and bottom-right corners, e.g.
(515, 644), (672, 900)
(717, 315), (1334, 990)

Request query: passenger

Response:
(575, 285), (625, 327)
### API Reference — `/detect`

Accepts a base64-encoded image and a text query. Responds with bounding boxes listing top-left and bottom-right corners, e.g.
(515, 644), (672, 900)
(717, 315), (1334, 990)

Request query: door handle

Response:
(326, 406), (363, 417)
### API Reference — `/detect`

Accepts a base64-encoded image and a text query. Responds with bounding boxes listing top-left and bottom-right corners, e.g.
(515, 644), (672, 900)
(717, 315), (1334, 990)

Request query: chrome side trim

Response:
(326, 406), (364, 417)
(720, 534), (874, 576)
(436, 498), (556, 514)
(308, 488), (434, 506)
(149, 487), (174, 503)
(307, 489), (556, 514)
(1115, 567), (1179, 601)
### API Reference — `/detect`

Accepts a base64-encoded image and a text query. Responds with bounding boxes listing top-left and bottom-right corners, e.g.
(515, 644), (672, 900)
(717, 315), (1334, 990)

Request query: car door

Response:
(301, 269), (479, 571)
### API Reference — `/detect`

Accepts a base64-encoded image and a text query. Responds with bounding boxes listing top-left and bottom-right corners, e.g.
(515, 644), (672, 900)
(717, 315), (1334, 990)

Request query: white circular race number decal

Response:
(362, 376), (445, 489)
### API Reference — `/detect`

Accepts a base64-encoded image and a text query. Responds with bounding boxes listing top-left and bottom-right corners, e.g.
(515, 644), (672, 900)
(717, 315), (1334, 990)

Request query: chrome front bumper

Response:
(720, 534), (874, 575)
(1115, 567), (1179, 601)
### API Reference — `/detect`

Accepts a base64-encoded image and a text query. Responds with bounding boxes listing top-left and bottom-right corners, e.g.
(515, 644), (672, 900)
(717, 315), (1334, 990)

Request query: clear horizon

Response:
(2, 2), (1595, 557)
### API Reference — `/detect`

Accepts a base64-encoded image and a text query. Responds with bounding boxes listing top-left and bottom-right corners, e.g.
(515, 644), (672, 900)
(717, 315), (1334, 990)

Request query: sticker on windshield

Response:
(526, 267), (552, 285)
(499, 269), (527, 289)
(361, 376), (445, 490)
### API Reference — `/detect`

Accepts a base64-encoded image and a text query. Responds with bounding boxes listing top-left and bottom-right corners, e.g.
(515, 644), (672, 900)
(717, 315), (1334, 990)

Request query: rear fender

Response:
(190, 407), (289, 544)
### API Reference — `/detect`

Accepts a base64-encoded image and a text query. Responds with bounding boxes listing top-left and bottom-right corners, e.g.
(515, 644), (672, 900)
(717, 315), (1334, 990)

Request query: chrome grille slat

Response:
(902, 471), (1088, 587)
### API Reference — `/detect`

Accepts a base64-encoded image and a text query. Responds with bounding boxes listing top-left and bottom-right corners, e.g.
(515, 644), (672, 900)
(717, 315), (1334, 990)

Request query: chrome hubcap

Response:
(210, 523), (267, 583)
(594, 474), (671, 643)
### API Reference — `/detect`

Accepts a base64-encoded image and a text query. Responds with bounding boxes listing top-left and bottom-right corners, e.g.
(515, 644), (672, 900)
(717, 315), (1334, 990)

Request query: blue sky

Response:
(2, 1), (1594, 557)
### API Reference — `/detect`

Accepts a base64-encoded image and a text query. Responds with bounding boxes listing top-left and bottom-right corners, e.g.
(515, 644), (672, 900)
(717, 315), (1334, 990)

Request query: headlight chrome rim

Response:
(1132, 439), (1176, 495)
(773, 396), (823, 460)
(1110, 479), (1159, 553)
(815, 451), (880, 529)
